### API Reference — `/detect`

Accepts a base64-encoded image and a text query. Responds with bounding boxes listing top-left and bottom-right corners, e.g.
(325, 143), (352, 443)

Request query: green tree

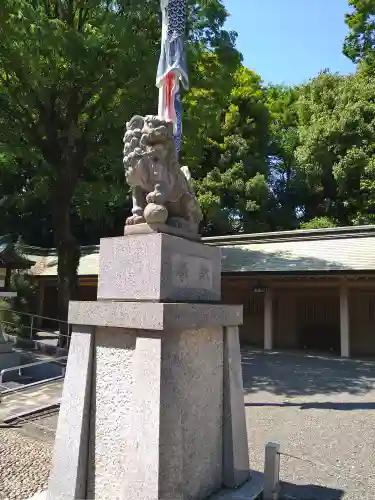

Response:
(266, 84), (302, 230)
(195, 67), (270, 235)
(183, 50), (241, 167)
(0, 0), (160, 339)
(300, 216), (337, 230)
(295, 71), (375, 226)
(0, 0), (240, 335)
(344, 0), (375, 71)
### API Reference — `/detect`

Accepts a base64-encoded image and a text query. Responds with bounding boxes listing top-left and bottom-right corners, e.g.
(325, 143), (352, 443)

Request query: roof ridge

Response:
(19, 224), (375, 254)
(203, 225), (375, 245)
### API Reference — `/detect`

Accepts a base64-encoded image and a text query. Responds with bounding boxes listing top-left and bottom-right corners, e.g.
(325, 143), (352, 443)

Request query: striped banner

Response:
(156, 0), (188, 157)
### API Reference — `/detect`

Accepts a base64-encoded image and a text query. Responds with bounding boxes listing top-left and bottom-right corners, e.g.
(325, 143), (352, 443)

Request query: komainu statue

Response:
(123, 115), (202, 234)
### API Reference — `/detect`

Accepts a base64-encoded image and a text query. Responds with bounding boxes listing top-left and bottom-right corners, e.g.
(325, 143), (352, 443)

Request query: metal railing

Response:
(0, 306), (71, 345)
(0, 375), (65, 396)
(0, 308), (70, 395)
(0, 356), (67, 385)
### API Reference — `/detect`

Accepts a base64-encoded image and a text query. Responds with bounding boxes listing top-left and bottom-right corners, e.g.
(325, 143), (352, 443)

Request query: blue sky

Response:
(223, 0), (356, 85)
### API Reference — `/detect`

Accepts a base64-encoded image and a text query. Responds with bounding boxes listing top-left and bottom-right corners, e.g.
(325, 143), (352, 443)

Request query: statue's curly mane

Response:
(123, 115), (182, 178)
(123, 115), (144, 170)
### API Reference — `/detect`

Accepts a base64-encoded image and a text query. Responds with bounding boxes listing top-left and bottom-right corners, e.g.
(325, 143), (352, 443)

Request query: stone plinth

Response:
(97, 232), (221, 302)
(68, 301), (242, 331)
(0, 322), (20, 371)
(45, 233), (251, 500)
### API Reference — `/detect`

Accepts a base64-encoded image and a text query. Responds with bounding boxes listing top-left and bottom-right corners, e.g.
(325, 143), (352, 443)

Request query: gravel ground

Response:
(243, 349), (375, 500)
(0, 428), (52, 500)
(1, 348), (374, 499)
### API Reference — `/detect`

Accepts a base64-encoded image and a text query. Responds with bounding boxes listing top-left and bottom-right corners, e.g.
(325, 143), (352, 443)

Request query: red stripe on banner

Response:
(163, 72), (177, 128)
(166, 72), (173, 117)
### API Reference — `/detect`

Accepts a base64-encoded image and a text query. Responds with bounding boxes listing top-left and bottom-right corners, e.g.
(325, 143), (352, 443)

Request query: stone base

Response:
(0, 324), (21, 370)
(31, 474), (264, 500)
(47, 304), (248, 500)
(47, 229), (248, 500)
(97, 233), (222, 302)
(124, 222), (201, 241)
(69, 300), (242, 330)
(209, 473), (264, 500)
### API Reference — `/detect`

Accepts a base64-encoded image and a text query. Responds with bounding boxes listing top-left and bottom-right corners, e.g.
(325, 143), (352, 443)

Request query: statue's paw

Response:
(126, 214), (145, 226)
(146, 191), (164, 204)
(125, 215), (135, 225)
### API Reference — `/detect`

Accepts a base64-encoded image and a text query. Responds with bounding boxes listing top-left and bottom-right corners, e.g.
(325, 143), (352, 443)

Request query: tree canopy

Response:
(195, 67), (270, 235)
(344, 0), (375, 71)
(0, 0), (240, 334)
(295, 71), (375, 226)
(1, 0), (375, 324)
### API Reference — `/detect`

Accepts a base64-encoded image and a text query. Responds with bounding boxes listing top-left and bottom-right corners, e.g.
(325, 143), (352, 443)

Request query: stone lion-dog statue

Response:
(123, 115), (202, 234)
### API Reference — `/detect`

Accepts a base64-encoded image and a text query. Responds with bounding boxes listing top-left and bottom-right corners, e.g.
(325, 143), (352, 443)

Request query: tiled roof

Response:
(26, 247), (99, 277)
(206, 225), (375, 273)
(0, 235), (33, 268)
(24, 225), (375, 277)
(220, 236), (375, 272)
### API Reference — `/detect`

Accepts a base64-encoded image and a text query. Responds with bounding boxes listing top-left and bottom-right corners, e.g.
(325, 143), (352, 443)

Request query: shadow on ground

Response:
(241, 349), (375, 397)
(281, 481), (345, 500)
(245, 401), (375, 410)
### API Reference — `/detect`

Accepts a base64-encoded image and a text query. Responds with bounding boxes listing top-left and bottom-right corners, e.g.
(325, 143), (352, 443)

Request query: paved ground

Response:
(243, 349), (375, 499)
(1, 349), (375, 499)
(0, 380), (63, 421)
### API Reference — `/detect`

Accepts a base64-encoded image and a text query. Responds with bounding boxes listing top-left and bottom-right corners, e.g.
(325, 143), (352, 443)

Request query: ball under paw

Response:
(144, 203), (168, 224)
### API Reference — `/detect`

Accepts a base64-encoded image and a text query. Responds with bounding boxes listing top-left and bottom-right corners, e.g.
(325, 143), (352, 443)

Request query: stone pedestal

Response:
(98, 232), (221, 302)
(45, 233), (251, 500)
(0, 319), (20, 371)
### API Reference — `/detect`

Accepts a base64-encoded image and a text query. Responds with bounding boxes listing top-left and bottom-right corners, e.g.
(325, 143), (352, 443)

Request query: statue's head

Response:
(125, 115), (144, 132)
(123, 115), (176, 171)
(143, 116), (174, 140)
(142, 116), (176, 163)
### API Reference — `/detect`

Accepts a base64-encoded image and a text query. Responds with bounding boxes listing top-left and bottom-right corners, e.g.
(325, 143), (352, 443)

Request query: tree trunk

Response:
(53, 198), (80, 348)
(37, 92), (84, 349)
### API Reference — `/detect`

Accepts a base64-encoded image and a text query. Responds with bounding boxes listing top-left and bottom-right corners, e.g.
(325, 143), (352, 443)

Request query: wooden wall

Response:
(222, 276), (375, 356)
(274, 288), (340, 353)
(350, 289), (375, 356)
(39, 274), (375, 357)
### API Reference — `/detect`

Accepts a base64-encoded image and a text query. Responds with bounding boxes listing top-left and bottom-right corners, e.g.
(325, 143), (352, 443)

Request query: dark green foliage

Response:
(195, 67), (270, 235)
(300, 217), (338, 230)
(0, 0), (240, 332)
(295, 72), (375, 226)
(4, 270), (39, 338)
(2, 1), (375, 329)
